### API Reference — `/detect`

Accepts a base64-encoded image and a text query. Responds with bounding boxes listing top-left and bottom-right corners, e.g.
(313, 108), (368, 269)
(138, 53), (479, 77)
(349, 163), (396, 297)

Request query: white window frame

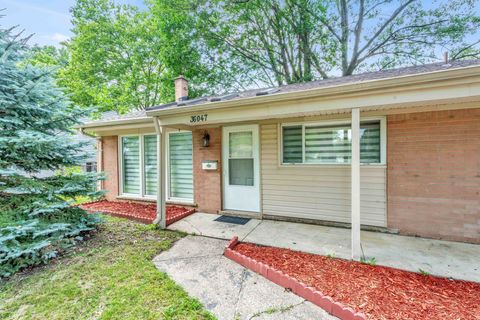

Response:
(118, 134), (157, 200)
(166, 130), (194, 203)
(279, 116), (386, 166)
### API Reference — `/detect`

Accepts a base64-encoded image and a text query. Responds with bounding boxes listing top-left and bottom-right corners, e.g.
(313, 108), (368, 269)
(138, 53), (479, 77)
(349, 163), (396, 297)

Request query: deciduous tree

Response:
(65, 0), (230, 113)
(174, 0), (480, 86)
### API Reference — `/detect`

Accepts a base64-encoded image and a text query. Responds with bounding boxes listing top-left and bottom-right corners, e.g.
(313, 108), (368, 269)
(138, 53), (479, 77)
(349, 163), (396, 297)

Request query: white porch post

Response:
(351, 108), (361, 260)
(153, 117), (167, 229)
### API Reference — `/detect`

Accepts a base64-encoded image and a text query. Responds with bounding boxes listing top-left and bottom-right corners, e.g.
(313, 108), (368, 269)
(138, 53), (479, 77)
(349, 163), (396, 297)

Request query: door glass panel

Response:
(229, 131), (252, 158)
(228, 130), (254, 186)
(229, 159), (254, 186)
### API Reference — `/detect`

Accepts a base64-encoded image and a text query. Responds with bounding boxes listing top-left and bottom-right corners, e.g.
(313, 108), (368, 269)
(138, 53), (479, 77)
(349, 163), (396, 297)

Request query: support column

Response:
(153, 117), (167, 229)
(351, 108), (361, 260)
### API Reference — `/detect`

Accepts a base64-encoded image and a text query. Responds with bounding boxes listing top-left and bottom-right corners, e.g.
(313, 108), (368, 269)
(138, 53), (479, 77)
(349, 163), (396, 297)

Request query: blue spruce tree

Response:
(0, 25), (103, 277)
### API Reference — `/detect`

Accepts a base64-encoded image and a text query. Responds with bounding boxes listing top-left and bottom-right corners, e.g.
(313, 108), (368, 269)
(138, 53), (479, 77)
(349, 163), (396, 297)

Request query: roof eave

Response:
(75, 117), (152, 129)
(146, 64), (480, 117)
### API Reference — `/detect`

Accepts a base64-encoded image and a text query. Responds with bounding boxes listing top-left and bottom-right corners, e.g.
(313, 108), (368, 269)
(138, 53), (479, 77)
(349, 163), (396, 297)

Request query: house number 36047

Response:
(190, 114), (208, 123)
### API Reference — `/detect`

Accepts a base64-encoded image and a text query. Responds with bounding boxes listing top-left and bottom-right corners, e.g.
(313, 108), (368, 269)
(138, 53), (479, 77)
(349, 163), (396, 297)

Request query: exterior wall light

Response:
(203, 131), (210, 147)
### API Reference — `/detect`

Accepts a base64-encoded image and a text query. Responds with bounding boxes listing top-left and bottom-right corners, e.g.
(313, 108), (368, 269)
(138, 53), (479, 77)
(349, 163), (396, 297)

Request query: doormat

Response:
(214, 215), (251, 225)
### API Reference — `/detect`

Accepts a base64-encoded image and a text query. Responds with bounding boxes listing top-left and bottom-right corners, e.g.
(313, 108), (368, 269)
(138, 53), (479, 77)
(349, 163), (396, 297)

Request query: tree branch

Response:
(356, 0), (415, 59)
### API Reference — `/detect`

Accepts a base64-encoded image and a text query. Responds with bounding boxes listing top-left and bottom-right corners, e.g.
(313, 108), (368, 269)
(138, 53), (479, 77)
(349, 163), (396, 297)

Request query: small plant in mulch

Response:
(233, 243), (480, 320)
(360, 256), (377, 266)
(418, 268), (431, 276)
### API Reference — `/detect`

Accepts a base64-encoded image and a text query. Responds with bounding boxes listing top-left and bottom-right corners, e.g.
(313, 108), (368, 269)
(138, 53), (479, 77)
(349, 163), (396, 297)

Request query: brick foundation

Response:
(192, 128), (222, 213)
(387, 108), (480, 243)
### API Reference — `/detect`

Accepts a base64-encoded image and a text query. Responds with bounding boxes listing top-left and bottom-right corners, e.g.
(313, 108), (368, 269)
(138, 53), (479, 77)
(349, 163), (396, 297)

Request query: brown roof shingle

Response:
(89, 59), (480, 123)
(147, 59), (480, 112)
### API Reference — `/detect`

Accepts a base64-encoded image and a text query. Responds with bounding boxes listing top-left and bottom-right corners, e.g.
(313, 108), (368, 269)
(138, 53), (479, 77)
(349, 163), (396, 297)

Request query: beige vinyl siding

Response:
(261, 123), (387, 227)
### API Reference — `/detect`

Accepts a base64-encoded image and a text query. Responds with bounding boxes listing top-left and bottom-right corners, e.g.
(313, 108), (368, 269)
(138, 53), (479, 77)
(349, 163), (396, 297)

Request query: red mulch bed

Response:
(234, 243), (480, 320)
(81, 200), (195, 226)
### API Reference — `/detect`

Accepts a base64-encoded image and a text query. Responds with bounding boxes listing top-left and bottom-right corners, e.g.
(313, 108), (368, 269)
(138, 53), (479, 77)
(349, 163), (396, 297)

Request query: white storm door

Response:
(223, 125), (260, 212)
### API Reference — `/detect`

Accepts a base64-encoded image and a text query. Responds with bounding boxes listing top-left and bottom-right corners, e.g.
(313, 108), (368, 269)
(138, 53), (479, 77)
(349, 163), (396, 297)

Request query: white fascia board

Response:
(76, 117), (152, 129)
(146, 64), (480, 118)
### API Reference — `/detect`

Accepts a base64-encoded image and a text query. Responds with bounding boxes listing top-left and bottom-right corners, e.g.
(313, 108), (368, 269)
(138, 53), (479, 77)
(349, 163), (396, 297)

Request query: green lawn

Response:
(0, 216), (215, 320)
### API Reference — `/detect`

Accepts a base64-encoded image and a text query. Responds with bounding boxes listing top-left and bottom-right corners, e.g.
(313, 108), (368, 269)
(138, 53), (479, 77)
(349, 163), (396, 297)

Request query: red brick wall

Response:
(101, 136), (119, 201)
(192, 128), (222, 213)
(387, 108), (480, 243)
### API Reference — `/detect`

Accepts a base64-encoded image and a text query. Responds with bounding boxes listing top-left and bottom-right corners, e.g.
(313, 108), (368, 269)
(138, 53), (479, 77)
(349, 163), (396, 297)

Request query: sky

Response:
(1, 1), (479, 50)
(0, 0), (146, 47)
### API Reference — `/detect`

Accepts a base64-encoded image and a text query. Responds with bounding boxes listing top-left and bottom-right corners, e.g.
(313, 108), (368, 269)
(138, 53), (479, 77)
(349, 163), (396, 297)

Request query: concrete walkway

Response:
(154, 236), (336, 320)
(168, 212), (480, 282)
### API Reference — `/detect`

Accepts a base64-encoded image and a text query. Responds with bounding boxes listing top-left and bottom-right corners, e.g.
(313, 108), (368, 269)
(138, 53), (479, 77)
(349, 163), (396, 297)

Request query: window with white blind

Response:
(168, 132), (193, 200)
(282, 119), (385, 165)
(120, 134), (157, 198)
(121, 136), (141, 194)
(119, 133), (194, 200)
(144, 135), (157, 196)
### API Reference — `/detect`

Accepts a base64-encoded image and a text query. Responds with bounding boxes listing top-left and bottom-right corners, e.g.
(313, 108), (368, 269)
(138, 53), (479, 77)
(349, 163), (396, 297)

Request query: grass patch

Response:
(0, 216), (215, 320)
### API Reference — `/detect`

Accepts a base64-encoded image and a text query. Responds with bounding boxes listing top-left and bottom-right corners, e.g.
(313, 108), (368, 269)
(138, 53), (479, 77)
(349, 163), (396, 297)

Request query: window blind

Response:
(305, 124), (352, 163)
(360, 122), (381, 163)
(122, 136), (140, 194)
(282, 121), (381, 164)
(143, 135), (157, 196)
(282, 126), (302, 163)
(169, 132), (193, 199)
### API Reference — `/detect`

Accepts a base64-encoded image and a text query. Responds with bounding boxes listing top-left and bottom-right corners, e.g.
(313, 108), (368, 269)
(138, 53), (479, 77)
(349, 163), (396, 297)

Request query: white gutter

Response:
(75, 63), (480, 129)
(146, 64), (480, 117)
(79, 127), (97, 138)
(76, 116), (152, 129)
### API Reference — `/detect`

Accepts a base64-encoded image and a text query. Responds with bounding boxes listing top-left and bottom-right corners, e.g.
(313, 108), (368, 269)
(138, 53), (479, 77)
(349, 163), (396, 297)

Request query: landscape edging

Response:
(223, 236), (367, 320)
(166, 208), (196, 226)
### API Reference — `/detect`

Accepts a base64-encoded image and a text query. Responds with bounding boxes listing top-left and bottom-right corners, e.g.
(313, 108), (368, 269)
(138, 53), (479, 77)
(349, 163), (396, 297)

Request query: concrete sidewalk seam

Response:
(241, 220), (263, 242)
(153, 253), (223, 263)
(247, 300), (307, 320)
(183, 219), (204, 235)
(232, 269), (249, 320)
